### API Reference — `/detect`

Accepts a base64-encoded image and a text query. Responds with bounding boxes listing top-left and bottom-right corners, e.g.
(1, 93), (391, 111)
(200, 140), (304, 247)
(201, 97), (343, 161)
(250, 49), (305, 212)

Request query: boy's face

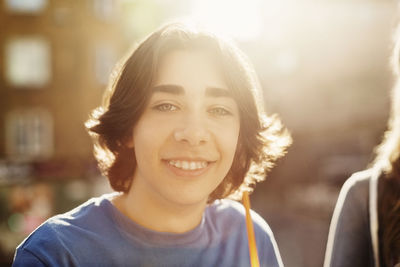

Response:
(129, 49), (240, 207)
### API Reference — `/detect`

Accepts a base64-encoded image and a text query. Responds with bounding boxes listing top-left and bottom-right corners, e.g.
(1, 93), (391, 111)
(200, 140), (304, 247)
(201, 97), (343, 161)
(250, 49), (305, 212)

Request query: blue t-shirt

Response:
(13, 193), (283, 267)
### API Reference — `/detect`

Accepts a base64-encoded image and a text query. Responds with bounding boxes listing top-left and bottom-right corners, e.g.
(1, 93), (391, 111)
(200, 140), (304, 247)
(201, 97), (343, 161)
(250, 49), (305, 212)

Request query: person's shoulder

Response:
(207, 198), (282, 266)
(13, 193), (119, 265)
(206, 198), (246, 222)
(207, 198), (273, 236)
(345, 169), (373, 187)
(341, 169), (374, 198)
(42, 192), (115, 230)
(17, 193), (116, 252)
(333, 168), (378, 217)
(60, 192), (116, 220)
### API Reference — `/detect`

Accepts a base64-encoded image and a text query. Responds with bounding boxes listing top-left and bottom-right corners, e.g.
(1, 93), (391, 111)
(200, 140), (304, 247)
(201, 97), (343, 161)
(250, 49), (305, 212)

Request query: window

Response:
(5, 0), (47, 14)
(5, 37), (51, 88)
(5, 109), (53, 160)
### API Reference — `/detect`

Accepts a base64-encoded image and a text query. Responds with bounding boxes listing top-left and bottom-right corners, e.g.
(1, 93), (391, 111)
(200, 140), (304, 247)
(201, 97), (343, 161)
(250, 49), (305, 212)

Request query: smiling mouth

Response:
(168, 160), (209, 170)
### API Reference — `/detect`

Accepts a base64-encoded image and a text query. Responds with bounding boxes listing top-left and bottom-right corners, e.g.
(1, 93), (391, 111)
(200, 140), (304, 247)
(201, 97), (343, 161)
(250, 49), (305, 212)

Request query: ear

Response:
(126, 137), (134, 148)
(122, 133), (134, 149)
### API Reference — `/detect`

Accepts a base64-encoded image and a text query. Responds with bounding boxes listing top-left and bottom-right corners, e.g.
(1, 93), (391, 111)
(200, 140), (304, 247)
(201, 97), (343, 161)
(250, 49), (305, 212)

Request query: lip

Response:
(162, 159), (215, 177)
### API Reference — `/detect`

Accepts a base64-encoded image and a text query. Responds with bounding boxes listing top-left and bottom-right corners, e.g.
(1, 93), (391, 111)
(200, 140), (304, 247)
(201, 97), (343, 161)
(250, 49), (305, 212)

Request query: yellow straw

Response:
(242, 191), (260, 267)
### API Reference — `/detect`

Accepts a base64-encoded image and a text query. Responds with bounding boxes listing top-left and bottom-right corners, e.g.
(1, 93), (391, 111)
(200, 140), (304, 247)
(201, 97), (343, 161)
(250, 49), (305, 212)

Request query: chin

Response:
(168, 193), (209, 207)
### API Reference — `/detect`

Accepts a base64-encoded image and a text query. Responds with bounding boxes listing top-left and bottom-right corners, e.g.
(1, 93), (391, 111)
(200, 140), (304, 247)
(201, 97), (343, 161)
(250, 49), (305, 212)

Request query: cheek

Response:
(218, 124), (240, 161)
(132, 121), (156, 165)
(132, 118), (173, 160)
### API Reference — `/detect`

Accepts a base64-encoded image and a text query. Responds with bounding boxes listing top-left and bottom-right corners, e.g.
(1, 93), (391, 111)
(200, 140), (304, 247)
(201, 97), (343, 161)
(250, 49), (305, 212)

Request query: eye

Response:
(153, 103), (179, 112)
(209, 107), (231, 116)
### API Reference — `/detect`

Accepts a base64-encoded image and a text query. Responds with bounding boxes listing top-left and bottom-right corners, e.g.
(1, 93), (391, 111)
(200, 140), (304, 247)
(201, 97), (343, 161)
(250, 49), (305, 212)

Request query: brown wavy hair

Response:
(85, 22), (291, 202)
(374, 26), (400, 266)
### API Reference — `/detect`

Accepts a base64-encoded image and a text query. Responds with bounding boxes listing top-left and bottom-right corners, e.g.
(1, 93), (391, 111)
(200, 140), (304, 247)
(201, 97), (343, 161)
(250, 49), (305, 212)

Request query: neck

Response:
(112, 186), (207, 234)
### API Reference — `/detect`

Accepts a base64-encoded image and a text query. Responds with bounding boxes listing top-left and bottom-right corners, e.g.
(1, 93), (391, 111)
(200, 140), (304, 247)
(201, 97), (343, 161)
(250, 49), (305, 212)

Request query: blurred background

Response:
(0, 0), (398, 266)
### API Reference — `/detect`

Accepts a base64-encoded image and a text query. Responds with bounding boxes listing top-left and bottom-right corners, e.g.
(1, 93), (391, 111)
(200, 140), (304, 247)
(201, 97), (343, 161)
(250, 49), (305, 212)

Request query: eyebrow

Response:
(151, 84), (232, 98)
(151, 85), (184, 95)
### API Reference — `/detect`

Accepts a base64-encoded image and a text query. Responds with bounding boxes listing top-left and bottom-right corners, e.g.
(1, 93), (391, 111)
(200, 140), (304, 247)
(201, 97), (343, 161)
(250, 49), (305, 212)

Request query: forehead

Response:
(154, 49), (227, 89)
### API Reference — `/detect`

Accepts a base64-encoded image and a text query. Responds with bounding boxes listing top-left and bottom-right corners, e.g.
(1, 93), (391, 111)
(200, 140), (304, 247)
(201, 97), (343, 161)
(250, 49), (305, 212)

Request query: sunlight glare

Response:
(190, 0), (262, 41)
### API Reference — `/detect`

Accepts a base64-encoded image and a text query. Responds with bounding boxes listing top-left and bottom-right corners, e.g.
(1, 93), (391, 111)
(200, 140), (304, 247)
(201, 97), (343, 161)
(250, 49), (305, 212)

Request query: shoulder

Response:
(206, 198), (274, 240)
(332, 169), (375, 219)
(330, 169), (374, 243)
(324, 172), (376, 266)
(39, 193), (114, 233)
(14, 193), (116, 260)
(343, 169), (372, 190)
(207, 199), (255, 223)
(206, 199), (282, 266)
(339, 169), (373, 202)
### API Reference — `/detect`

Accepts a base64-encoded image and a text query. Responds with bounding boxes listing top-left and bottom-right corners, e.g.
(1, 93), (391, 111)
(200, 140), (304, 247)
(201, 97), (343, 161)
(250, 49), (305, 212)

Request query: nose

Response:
(174, 114), (210, 146)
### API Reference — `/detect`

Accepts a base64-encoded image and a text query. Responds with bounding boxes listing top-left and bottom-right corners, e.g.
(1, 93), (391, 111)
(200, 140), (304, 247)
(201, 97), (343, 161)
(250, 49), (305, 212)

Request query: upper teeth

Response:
(169, 160), (208, 170)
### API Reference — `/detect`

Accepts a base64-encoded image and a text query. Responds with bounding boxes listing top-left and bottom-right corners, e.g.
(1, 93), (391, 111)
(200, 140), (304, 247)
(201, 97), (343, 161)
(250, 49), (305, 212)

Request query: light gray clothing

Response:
(324, 169), (378, 267)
